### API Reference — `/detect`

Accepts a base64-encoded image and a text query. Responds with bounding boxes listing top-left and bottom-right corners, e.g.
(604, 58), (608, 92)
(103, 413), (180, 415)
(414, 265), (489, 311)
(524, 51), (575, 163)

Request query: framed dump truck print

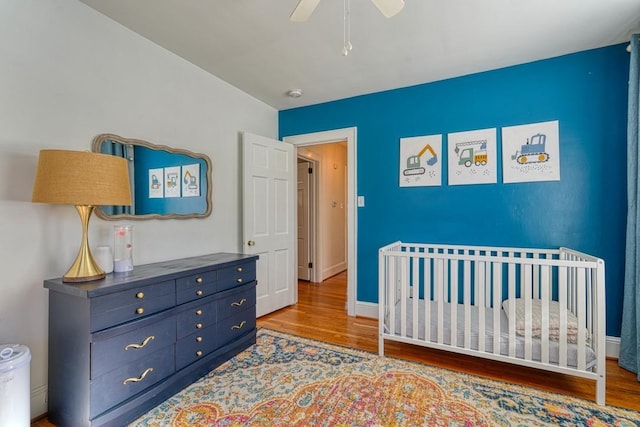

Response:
(447, 128), (498, 186)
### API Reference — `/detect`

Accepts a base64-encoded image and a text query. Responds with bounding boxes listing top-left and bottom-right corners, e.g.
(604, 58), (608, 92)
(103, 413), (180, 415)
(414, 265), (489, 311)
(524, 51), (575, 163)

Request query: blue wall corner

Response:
(279, 44), (630, 337)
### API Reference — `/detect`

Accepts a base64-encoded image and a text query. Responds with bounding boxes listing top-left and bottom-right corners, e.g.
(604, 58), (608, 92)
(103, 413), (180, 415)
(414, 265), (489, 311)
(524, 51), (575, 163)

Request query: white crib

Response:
(378, 241), (606, 404)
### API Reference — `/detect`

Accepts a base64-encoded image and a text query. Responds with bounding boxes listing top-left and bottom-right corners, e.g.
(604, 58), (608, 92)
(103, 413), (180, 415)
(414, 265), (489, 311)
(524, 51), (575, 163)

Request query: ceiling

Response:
(80, 0), (640, 111)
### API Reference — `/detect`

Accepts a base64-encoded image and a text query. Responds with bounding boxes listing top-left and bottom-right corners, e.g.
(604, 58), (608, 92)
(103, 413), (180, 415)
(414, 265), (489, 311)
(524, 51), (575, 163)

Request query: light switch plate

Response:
(357, 196), (365, 207)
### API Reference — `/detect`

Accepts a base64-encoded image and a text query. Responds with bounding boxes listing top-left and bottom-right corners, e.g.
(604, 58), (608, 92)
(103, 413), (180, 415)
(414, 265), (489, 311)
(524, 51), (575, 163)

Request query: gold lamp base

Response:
(63, 205), (105, 283)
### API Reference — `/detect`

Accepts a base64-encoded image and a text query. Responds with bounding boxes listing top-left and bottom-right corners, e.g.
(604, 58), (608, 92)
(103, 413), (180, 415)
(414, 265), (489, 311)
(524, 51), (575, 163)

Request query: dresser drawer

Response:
(175, 324), (218, 370)
(218, 262), (256, 292)
(218, 283), (256, 321)
(90, 344), (174, 418)
(91, 316), (175, 379)
(216, 306), (256, 348)
(176, 297), (217, 339)
(91, 280), (175, 332)
(176, 270), (217, 304)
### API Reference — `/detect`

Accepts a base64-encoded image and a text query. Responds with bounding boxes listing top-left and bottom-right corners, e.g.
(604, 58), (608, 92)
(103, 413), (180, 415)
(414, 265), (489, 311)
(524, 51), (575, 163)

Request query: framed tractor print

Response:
(501, 120), (560, 184)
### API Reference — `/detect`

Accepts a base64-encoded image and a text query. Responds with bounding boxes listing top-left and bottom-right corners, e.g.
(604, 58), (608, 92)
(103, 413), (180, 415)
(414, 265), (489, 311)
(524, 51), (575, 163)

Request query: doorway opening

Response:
(284, 127), (357, 316)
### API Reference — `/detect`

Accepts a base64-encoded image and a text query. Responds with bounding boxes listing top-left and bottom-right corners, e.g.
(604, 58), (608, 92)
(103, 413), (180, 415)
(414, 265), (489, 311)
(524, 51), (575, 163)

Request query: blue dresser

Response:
(44, 253), (258, 426)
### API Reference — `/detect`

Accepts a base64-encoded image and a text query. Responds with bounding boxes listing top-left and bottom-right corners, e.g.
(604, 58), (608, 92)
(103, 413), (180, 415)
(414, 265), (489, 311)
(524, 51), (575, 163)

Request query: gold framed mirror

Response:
(92, 133), (212, 220)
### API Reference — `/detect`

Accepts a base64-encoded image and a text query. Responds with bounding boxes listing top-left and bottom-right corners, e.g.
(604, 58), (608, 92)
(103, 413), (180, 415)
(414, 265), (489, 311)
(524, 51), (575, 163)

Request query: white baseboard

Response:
(355, 301), (622, 360)
(31, 384), (48, 419)
(322, 262), (347, 281)
(606, 336), (620, 359)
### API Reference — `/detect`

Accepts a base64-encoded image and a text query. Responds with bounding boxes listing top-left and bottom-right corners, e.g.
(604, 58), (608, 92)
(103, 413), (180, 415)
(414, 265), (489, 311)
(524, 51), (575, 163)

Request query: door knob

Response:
(247, 240), (255, 246)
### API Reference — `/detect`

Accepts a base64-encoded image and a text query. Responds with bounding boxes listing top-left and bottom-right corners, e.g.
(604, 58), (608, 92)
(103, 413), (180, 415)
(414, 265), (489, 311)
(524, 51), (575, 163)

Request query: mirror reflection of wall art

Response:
(148, 168), (164, 198)
(164, 166), (181, 198)
(182, 164), (201, 197)
(92, 133), (212, 220)
(501, 120), (560, 184)
(447, 128), (497, 186)
(399, 134), (442, 187)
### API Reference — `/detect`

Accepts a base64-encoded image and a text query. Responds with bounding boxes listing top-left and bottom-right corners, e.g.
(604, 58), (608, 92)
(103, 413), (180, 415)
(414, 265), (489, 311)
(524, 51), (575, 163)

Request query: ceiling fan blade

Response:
(290, 0), (322, 22)
(370, 0), (405, 18)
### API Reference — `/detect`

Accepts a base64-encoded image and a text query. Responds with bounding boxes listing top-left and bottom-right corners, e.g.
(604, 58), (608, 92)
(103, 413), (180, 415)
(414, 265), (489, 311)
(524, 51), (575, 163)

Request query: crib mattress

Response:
(387, 299), (596, 370)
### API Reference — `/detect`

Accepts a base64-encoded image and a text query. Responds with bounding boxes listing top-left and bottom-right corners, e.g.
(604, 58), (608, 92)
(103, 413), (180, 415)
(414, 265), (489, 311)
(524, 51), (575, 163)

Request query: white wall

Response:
(0, 0), (277, 418)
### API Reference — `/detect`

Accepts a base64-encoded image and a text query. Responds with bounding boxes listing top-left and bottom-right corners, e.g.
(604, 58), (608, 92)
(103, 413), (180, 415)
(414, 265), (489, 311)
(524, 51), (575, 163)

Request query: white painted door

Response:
(242, 132), (295, 317)
(297, 161), (311, 281)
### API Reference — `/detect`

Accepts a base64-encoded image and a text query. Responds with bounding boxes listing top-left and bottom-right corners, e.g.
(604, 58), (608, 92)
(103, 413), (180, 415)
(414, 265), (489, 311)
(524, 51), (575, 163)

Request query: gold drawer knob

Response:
(195, 336), (203, 342)
(195, 309), (203, 316)
(196, 277), (203, 284)
(231, 298), (246, 307)
(136, 292), (144, 299)
(123, 367), (153, 385)
(196, 290), (203, 296)
(196, 323), (203, 329)
(237, 266), (243, 272)
(231, 320), (247, 330)
(196, 350), (203, 357)
(236, 278), (243, 283)
(136, 307), (144, 315)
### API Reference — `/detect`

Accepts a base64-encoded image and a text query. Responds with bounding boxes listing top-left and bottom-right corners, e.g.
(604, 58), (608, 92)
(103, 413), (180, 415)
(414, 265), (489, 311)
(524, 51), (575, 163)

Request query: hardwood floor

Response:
(32, 271), (640, 425)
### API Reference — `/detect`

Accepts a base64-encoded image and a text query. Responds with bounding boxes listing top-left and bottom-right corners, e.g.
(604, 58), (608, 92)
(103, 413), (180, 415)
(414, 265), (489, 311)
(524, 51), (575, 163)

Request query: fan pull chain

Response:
(342, 0), (352, 56)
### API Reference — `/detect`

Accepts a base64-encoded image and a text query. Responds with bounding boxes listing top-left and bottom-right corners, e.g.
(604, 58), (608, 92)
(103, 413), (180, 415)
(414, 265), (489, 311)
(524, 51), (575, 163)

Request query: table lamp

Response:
(32, 149), (132, 282)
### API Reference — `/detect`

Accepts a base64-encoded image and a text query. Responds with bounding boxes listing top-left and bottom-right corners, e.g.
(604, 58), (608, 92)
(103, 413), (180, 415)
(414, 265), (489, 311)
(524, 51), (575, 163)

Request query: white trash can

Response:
(0, 345), (31, 427)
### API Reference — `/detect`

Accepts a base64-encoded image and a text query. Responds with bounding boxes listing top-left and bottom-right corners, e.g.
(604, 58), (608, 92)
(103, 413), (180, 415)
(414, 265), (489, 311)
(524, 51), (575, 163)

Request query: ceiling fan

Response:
(289, 0), (405, 22)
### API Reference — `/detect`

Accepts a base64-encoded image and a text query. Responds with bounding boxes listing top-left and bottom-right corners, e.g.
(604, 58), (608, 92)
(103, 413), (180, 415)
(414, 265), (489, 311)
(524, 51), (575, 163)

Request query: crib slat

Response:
(424, 257), (432, 342)
(400, 256), (408, 337)
(508, 262), (516, 357)
(436, 258), (444, 344)
(492, 261), (501, 355)
(523, 263), (533, 360)
(477, 261), (486, 352)
(450, 259), (458, 347)
(558, 266), (568, 367)
(464, 259), (471, 349)
(411, 256), (420, 340)
(540, 265), (550, 364)
(577, 267), (586, 370)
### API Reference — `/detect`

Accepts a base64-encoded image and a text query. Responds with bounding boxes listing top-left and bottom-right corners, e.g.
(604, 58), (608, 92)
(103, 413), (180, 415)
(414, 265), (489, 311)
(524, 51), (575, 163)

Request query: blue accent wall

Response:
(279, 44), (629, 337)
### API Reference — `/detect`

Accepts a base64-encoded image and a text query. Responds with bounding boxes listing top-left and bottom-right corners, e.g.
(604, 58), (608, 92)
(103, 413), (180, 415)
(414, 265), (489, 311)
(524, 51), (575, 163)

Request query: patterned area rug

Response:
(131, 329), (640, 426)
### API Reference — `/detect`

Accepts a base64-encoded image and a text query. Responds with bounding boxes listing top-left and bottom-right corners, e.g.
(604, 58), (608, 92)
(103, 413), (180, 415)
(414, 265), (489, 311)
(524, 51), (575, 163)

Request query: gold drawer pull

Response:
(236, 278), (243, 283)
(237, 266), (243, 272)
(196, 350), (203, 357)
(136, 307), (144, 315)
(136, 292), (144, 299)
(231, 298), (247, 307)
(123, 367), (153, 385)
(196, 336), (203, 342)
(124, 335), (155, 351)
(195, 309), (203, 316)
(196, 323), (203, 329)
(196, 290), (203, 296)
(231, 321), (246, 330)
(196, 277), (203, 284)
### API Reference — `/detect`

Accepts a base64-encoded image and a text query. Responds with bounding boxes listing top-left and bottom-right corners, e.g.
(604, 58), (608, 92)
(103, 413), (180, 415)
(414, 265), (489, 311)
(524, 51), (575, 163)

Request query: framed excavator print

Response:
(399, 134), (442, 187)
(501, 120), (560, 184)
(447, 128), (498, 186)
